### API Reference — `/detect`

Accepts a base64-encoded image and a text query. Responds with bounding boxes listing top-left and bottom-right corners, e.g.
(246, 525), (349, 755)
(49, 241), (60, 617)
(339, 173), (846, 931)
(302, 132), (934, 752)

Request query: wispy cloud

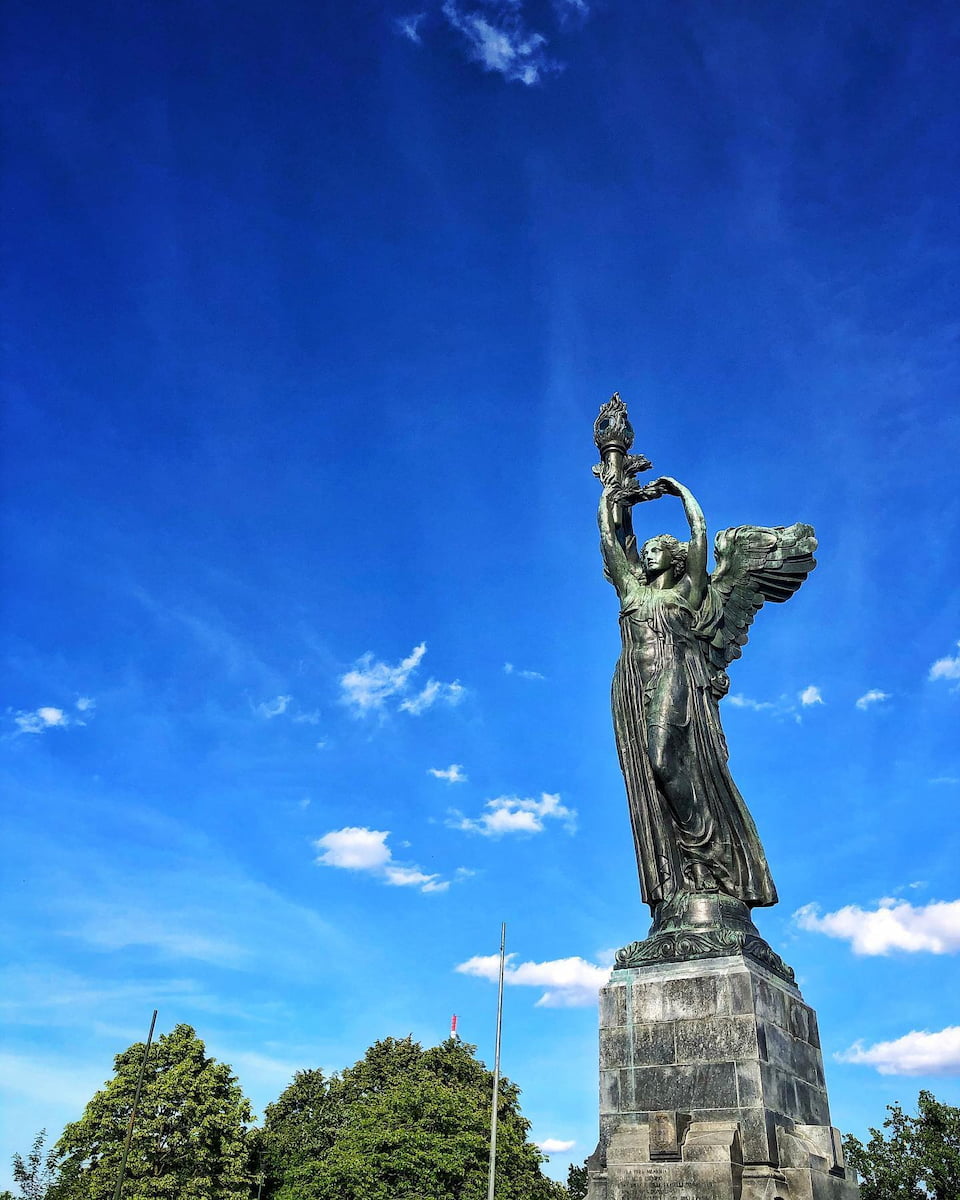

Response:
(395, 11), (426, 43)
(799, 685), (823, 707)
(339, 643), (463, 717)
(441, 2), (559, 86)
(428, 763), (467, 783)
(794, 898), (960, 955)
(399, 678), (464, 715)
(727, 693), (776, 712)
(314, 826), (452, 893)
(838, 1027), (960, 1076)
(504, 662), (545, 680)
(449, 792), (575, 836)
(929, 640), (960, 682)
(292, 709), (322, 725)
(856, 689), (890, 710)
(537, 1137), (576, 1153)
(456, 952), (608, 1006)
(340, 642), (426, 712)
(10, 696), (94, 735)
(256, 694), (291, 719)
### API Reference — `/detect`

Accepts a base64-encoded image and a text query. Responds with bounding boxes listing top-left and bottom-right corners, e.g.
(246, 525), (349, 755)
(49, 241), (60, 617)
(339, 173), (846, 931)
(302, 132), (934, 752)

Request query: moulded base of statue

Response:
(615, 893), (798, 987)
(585, 951), (860, 1200)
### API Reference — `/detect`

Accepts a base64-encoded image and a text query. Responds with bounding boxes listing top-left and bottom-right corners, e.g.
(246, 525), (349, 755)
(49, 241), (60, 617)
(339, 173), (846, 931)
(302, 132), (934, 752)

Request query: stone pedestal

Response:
(586, 954), (859, 1200)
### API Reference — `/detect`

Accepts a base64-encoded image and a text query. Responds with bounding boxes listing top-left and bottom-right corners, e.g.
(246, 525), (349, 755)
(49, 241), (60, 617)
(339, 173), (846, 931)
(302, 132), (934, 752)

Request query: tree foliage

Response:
(843, 1090), (960, 1200)
(49, 1024), (254, 1200)
(259, 1036), (566, 1200)
(565, 1162), (587, 1200)
(8, 1130), (59, 1200)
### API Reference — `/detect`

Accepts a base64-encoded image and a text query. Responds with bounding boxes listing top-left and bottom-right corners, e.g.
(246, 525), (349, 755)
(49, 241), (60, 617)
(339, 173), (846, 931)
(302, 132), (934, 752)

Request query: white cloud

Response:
(292, 709), (322, 725)
(930, 641), (960, 681)
(727, 694), (775, 712)
(837, 1027), (960, 1076)
(314, 826), (452, 894)
(315, 827), (393, 871)
(856, 689), (890, 710)
(429, 764), (467, 784)
(450, 792), (576, 836)
(799, 685), (823, 707)
(504, 662), (545, 680)
(13, 706), (70, 734)
(399, 677), (464, 715)
(537, 1138), (576, 1153)
(794, 898), (960, 955)
(75, 696), (95, 712)
(340, 642), (426, 712)
(339, 643), (463, 717)
(456, 952), (608, 1006)
(441, 2), (559, 86)
(930, 776), (959, 785)
(256, 694), (291, 719)
(395, 11), (426, 43)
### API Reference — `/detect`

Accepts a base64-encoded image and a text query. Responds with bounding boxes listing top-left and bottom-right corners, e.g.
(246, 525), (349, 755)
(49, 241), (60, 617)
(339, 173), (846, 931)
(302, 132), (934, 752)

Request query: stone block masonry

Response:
(586, 954), (859, 1200)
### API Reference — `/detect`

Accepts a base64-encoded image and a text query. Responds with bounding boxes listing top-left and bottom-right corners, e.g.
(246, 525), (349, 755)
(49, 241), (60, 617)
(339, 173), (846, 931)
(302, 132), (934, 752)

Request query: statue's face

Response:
(642, 540), (672, 577)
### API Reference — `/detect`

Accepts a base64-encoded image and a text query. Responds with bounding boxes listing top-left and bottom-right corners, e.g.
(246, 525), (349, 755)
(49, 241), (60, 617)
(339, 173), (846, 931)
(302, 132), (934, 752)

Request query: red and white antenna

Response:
(450, 1013), (459, 1038)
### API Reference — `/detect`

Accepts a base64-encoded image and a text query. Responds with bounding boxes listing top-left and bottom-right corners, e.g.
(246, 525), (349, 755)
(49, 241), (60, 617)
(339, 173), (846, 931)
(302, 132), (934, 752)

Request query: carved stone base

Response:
(586, 954), (859, 1199)
(615, 893), (796, 986)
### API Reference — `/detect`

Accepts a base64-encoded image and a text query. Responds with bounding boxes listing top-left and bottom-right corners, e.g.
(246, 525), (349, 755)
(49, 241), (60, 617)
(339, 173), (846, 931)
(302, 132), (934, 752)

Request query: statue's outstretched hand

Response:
(652, 476), (682, 496)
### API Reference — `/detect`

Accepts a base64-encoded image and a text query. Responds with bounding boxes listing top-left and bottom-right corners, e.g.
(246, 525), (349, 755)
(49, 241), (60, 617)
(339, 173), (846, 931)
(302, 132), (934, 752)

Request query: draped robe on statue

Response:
(611, 581), (777, 910)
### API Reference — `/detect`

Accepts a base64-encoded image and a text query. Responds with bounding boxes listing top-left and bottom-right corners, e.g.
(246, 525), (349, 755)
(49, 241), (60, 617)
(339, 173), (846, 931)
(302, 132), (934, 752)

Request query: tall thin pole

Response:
(487, 923), (506, 1200)
(112, 1009), (157, 1200)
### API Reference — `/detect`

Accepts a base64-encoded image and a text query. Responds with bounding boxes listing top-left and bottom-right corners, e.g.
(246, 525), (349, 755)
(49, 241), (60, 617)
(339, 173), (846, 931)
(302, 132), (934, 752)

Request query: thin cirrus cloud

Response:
(794, 898), (960, 955)
(339, 642), (463, 717)
(929, 640), (960, 682)
(456, 952), (609, 1007)
(255, 694), (291, 719)
(504, 662), (545, 680)
(441, 2), (558, 87)
(855, 689), (890, 710)
(449, 792), (576, 836)
(837, 1026), (960, 1076)
(396, 0), (594, 87)
(395, 11), (426, 43)
(428, 764), (467, 784)
(314, 826), (451, 893)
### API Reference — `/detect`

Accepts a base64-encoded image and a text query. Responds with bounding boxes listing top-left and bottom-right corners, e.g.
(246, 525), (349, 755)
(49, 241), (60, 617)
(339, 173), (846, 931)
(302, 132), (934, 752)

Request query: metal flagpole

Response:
(112, 1009), (157, 1200)
(486, 923), (506, 1200)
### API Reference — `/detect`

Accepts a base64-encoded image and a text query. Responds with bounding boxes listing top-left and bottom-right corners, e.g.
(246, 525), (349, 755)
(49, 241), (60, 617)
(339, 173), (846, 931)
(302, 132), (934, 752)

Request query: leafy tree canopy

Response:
(843, 1089), (960, 1200)
(50, 1023), (254, 1200)
(260, 1036), (566, 1200)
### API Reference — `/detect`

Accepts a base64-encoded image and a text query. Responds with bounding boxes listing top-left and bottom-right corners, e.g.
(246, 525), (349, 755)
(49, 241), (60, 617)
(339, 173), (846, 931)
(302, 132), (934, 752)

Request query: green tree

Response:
(8, 1130), (59, 1199)
(565, 1162), (587, 1200)
(50, 1023), (254, 1200)
(843, 1090), (960, 1200)
(262, 1036), (565, 1200)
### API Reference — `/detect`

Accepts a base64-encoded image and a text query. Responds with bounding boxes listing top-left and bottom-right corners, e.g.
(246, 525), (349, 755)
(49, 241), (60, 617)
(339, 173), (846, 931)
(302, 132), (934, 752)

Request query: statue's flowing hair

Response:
(640, 534), (688, 581)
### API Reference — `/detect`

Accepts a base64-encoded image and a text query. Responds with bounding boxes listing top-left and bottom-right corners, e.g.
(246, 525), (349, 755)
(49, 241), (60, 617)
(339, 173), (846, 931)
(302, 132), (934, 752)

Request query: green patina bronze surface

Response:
(594, 394), (816, 976)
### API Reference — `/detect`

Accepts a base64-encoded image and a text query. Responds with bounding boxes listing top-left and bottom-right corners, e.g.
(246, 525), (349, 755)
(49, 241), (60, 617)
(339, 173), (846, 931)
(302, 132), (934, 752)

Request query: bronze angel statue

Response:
(594, 394), (817, 919)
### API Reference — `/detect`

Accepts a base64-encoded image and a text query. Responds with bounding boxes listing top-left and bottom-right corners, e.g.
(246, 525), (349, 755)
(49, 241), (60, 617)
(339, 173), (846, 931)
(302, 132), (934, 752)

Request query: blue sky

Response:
(2, 0), (959, 1184)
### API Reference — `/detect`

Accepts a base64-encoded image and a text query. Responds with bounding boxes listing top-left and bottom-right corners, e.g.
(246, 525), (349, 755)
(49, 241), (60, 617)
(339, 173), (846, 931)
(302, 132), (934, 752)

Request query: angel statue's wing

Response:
(698, 523), (818, 698)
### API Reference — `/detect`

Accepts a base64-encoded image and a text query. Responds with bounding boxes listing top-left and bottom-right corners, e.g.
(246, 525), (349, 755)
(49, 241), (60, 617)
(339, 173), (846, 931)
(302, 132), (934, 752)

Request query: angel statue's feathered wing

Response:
(697, 523), (818, 699)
